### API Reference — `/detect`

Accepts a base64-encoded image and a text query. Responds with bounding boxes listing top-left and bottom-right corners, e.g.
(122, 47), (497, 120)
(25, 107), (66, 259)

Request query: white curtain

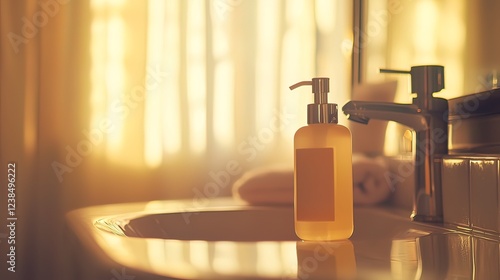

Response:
(0, 1), (352, 279)
(85, 0), (353, 199)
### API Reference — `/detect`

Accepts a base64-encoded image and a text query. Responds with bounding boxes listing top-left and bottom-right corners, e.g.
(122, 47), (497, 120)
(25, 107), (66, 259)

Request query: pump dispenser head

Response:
(290, 77), (338, 124)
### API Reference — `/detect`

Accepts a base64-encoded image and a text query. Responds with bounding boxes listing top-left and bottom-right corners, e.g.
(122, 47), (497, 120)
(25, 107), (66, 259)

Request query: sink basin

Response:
(97, 206), (299, 241)
(67, 198), (499, 279)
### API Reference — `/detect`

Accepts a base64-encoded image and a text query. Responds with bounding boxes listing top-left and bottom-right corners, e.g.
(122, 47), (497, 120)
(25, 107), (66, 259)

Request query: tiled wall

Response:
(442, 156), (500, 234)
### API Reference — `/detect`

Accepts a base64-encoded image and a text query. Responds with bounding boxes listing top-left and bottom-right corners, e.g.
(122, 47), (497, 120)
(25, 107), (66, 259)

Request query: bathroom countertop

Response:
(66, 198), (500, 279)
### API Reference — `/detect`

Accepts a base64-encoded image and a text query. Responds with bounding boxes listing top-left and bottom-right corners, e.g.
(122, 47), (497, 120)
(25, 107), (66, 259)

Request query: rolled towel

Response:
(232, 165), (294, 205)
(351, 154), (393, 206)
(232, 154), (393, 206)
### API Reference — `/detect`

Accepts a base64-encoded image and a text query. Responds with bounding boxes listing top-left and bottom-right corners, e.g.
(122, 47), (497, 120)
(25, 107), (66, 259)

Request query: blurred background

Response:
(1, 0), (499, 279)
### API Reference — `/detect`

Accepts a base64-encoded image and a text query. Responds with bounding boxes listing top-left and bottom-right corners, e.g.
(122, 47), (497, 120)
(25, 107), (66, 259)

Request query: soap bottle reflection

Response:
(295, 239), (356, 280)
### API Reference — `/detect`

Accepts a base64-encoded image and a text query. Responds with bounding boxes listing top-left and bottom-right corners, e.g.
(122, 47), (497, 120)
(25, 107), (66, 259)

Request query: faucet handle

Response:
(380, 69), (411, 75)
(380, 65), (445, 110)
(409, 65), (445, 96)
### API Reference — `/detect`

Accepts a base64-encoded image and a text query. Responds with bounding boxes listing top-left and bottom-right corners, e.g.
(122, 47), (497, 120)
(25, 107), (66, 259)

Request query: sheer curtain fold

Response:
(84, 0), (353, 199)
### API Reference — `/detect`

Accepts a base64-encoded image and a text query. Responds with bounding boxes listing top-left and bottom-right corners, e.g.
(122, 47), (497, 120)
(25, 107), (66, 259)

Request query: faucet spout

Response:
(343, 101), (429, 131)
(343, 65), (448, 223)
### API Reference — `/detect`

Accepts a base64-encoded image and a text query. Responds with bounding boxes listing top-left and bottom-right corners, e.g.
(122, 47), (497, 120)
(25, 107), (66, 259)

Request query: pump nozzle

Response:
(290, 78), (330, 104)
(289, 81), (313, 90)
(289, 77), (337, 124)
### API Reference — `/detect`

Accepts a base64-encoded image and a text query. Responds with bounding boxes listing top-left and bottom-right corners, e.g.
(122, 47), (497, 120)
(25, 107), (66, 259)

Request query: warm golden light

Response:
(146, 238), (167, 271)
(211, 9), (235, 148)
(212, 241), (240, 274)
(280, 0), (316, 141)
(104, 16), (126, 158)
(368, 0), (466, 155)
(315, 0), (336, 33)
(256, 242), (282, 274)
(90, 18), (107, 147)
(144, 0), (183, 167)
(189, 241), (211, 271)
(413, 0), (439, 61)
(255, 0), (279, 132)
(89, 0), (353, 169)
(90, 0), (136, 164)
(213, 61), (235, 147)
(143, 0), (166, 167)
(186, 0), (207, 154)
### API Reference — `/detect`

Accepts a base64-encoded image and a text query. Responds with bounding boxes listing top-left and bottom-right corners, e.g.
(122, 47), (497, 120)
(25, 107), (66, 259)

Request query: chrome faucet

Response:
(343, 65), (448, 222)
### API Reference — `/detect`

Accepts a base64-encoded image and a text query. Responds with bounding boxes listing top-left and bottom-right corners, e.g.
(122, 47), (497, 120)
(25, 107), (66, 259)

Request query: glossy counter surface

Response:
(66, 198), (500, 279)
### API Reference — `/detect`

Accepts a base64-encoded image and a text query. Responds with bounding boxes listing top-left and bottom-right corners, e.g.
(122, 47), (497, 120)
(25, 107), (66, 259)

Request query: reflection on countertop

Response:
(67, 198), (500, 279)
(391, 231), (500, 280)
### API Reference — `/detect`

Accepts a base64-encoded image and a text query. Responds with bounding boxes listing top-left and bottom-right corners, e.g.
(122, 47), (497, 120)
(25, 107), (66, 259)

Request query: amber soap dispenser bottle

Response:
(289, 77), (353, 241)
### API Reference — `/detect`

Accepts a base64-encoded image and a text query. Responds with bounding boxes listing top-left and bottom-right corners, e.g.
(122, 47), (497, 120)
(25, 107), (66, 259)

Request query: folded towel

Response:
(351, 154), (393, 205)
(232, 154), (393, 206)
(232, 165), (294, 205)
